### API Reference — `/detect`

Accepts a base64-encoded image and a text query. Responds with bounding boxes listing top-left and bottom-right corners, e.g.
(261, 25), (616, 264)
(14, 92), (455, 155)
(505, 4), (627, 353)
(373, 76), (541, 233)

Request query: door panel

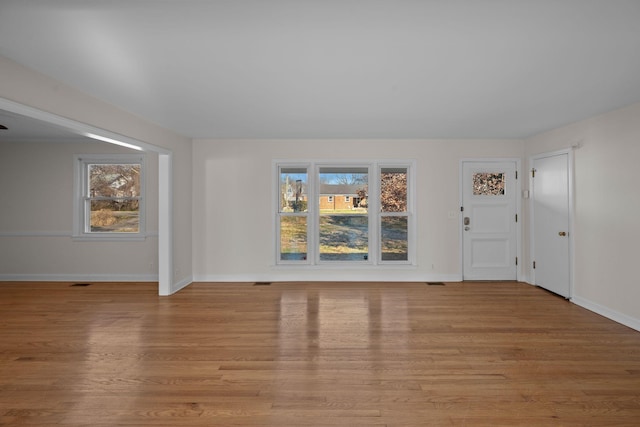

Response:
(471, 239), (510, 267)
(471, 204), (510, 232)
(462, 161), (517, 280)
(532, 153), (570, 297)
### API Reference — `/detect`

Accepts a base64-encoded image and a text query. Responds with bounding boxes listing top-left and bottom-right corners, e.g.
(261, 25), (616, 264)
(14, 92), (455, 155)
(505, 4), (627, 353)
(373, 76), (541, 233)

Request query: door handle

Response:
(464, 226), (470, 231)
(558, 231), (567, 236)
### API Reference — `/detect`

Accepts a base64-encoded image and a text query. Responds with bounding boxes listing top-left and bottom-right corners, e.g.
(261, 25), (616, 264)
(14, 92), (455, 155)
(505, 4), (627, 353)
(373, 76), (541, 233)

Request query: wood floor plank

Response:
(1, 281), (640, 425)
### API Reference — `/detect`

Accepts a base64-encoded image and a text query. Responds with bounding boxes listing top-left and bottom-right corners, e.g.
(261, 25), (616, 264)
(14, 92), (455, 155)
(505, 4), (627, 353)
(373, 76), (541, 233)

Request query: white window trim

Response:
(378, 162), (415, 265)
(315, 162), (372, 265)
(275, 162), (312, 265)
(73, 154), (146, 241)
(274, 160), (416, 267)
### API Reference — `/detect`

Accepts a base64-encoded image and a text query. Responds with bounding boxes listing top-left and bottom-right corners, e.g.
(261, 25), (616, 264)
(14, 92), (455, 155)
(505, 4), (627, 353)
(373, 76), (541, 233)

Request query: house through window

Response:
(319, 166), (369, 261)
(276, 161), (414, 265)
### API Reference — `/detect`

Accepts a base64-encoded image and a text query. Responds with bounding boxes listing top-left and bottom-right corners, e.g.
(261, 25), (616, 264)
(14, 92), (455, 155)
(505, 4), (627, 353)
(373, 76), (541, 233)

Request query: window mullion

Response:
(369, 163), (379, 265)
(306, 166), (315, 264)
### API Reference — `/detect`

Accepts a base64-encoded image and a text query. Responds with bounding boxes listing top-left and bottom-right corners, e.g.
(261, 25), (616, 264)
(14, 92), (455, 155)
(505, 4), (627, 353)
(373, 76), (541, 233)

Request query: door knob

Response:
(558, 231), (567, 236)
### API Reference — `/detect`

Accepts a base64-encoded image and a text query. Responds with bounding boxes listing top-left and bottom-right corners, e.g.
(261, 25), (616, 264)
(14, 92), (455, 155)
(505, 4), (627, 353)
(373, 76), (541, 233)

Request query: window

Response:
(380, 167), (409, 261)
(276, 161), (414, 265)
(473, 172), (505, 196)
(319, 166), (369, 261)
(278, 166), (308, 261)
(74, 154), (145, 240)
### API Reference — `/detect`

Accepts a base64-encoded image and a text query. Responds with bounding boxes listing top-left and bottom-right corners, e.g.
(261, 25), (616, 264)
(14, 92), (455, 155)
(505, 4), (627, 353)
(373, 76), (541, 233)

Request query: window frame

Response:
(378, 163), (415, 265)
(316, 162), (371, 265)
(276, 163), (312, 265)
(274, 160), (416, 267)
(73, 154), (146, 241)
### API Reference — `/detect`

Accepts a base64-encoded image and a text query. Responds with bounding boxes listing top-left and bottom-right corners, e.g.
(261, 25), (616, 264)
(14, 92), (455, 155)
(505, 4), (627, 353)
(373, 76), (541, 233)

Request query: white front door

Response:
(531, 152), (571, 298)
(462, 161), (518, 280)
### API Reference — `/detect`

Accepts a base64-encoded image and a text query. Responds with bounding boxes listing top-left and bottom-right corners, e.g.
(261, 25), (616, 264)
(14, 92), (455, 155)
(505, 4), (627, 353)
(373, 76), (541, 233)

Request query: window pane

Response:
(318, 167), (369, 261)
(280, 168), (307, 213)
(381, 216), (408, 261)
(280, 216), (307, 261)
(319, 215), (368, 261)
(319, 167), (368, 212)
(380, 167), (407, 212)
(473, 172), (505, 196)
(90, 200), (139, 232)
(89, 164), (140, 198)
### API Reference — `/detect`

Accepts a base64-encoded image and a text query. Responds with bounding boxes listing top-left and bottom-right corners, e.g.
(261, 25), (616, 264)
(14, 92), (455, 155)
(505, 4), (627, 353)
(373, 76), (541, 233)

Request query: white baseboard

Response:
(514, 280), (639, 332)
(0, 274), (158, 282)
(193, 273), (462, 283)
(0, 274), (195, 296)
(171, 276), (193, 294)
(518, 274), (531, 284)
(571, 296), (640, 332)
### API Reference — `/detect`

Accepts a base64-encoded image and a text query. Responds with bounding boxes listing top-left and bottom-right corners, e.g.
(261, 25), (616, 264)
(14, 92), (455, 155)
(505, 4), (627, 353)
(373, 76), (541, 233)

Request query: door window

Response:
(472, 172), (505, 196)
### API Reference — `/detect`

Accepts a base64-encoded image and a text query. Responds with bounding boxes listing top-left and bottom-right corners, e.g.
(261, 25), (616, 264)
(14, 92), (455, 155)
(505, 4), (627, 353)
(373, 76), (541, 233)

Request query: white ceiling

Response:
(0, 109), (92, 142)
(1, 0), (640, 140)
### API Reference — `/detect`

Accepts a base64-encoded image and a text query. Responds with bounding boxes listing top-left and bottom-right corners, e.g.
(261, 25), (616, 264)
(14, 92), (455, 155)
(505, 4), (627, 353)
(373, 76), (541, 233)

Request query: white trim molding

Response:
(194, 273), (462, 283)
(0, 231), (159, 238)
(0, 274), (158, 282)
(0, 231), (72, 237)
(171, 276), (193, 294)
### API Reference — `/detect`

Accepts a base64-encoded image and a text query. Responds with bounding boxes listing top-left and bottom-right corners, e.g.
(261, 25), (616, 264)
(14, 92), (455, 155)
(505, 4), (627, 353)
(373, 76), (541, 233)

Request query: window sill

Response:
(273, 263), (417, 269)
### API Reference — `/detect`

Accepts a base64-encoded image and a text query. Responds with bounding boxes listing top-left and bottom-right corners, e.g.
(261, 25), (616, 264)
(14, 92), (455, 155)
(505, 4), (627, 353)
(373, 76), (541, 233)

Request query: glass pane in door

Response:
(473, 172), (505, 196)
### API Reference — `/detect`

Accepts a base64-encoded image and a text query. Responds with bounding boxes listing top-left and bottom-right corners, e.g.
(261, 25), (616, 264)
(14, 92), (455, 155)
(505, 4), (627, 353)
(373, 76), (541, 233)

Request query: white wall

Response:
(0, 141), (158, 280)
(192, 138), (524, 282)
(3, 51), (637, 329)
(0, 55), (192, 291)
(524, 102), (640, 328)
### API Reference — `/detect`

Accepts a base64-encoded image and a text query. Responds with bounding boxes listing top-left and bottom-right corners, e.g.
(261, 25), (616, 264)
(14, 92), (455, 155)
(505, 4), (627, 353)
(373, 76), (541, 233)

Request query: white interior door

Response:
(462, 161), (517, 280)
(531, 153), (571, 298)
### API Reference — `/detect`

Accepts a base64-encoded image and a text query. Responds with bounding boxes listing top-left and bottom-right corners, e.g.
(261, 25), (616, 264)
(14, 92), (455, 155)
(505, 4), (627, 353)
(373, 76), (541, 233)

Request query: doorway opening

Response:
(0, 97), (173, 296)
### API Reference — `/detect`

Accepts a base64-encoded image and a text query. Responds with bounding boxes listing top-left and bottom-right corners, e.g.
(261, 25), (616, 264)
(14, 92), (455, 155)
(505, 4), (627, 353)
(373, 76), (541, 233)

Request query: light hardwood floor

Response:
(1, 281), (639, 426)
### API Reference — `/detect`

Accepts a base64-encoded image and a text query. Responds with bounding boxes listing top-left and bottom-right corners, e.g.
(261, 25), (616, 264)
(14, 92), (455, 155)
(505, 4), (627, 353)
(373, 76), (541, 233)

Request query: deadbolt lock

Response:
(463, 217), (470, 226)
